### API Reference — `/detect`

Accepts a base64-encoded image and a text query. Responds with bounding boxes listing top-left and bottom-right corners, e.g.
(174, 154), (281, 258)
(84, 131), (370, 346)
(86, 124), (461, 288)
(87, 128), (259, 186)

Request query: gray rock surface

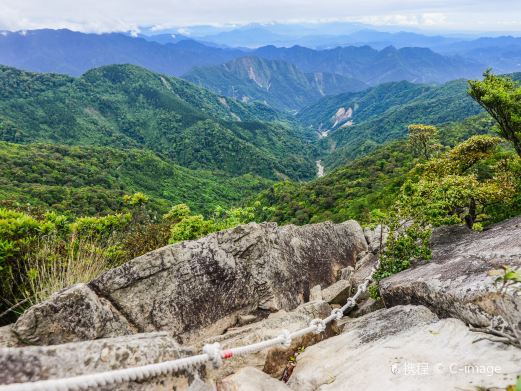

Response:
(287, 305), (521, 391)
(352, 251), (378, 289)
(13, 284), (136, 345)
(0, 325), (20, 347)
(337, 266), (354, 281)
(13, 221), (367, 346)
(309, 285), (322, 301)
(349, 297), (385, 318)
(364, 224), (389, 254)
(0, 332), (202, 390)
(320, 280), (351, 305)
(237, 315), (257, 327)
(380, 216), (521, 332)
(218, 367), (290, 391)
(204, 301), (334, 381)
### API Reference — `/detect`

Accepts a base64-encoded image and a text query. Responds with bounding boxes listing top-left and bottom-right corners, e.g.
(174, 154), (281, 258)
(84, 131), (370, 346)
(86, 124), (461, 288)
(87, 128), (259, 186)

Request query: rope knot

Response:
(279, 329), (292, 348)
(344, 298), (356, 309)
(203, 342), (223, 368)
(310, 319), (326, 334)
(331, 308), (344, 320)
(360, 280), (370, 293)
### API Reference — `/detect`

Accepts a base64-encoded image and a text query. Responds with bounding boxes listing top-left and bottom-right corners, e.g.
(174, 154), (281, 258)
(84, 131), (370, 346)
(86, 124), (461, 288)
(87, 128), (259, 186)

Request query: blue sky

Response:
(1, 0), (520, 34)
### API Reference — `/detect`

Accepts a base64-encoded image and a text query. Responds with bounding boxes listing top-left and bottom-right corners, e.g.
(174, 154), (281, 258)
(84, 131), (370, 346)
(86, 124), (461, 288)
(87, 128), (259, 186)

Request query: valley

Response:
(1, 16), (521, 391)
(1, 62), (506, 217)
(0, 63), (521, 220)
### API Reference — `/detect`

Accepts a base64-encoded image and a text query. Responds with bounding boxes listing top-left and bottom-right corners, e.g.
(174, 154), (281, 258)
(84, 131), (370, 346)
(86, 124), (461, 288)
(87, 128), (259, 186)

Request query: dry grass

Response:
(20, 233), (112, 307)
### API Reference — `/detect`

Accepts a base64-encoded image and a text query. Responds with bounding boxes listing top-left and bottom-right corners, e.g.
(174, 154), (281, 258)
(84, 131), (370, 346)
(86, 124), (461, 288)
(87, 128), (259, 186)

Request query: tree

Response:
(398, 135), (516, 229)
(407, 124), (439, 159)
(166, 204), (256, 244)
(468, 70), (521, 157)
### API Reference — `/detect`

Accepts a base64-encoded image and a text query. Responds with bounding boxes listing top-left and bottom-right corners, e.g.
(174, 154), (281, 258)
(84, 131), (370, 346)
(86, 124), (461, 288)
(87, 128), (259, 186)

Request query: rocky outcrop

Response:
(13, 284), (137, 345)
(380, 216), (521, 331)
(364, 224), (389, 254)
(4, 216), (521, 391)
(205, 301), (334, 381)
(13, 221), (367, 346)
(0, 332), (201, 390)
(320, 280), (351, 305)
(287, 305), (521, 391)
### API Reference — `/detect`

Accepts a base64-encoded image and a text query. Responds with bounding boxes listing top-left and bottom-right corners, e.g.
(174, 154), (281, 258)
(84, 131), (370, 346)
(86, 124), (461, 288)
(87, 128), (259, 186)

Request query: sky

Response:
(1, 0), (521, 34)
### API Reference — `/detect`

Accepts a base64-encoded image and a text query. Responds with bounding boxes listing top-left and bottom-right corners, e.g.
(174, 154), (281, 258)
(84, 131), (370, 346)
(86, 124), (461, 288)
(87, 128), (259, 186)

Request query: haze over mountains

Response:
(1, 28), (520, 86)
(0, 29), (244, 76)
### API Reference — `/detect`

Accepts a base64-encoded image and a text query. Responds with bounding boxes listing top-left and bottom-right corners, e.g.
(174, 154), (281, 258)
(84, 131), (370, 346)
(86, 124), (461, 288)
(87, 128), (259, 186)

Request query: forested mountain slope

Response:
(0, 142), (271, 215)
(307, 73), (521, 168)
(183, 56), (368, 111)
(0, 64), (315, 180)
(254, 113), (498, 225)
(298, 79), (485, 168)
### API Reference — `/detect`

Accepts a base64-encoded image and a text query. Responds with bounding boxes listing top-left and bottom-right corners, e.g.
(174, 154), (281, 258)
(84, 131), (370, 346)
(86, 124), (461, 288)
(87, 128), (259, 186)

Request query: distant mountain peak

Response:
(183, 55), (368, 111)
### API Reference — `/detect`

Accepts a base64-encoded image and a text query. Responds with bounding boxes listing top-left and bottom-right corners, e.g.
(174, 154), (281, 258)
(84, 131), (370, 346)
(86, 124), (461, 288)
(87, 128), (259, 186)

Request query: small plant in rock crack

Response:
(280, 346), (306, 383)
(470, 265), (521, 349)
(505, 375), (521, 391)
(494, 266), (521, 346)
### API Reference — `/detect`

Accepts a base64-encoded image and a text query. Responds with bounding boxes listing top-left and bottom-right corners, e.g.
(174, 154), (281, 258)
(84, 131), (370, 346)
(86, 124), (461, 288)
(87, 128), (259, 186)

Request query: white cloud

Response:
(176, 28), (192, 36)
(360, 13), (447, 27)
(0, 0), (519, 33)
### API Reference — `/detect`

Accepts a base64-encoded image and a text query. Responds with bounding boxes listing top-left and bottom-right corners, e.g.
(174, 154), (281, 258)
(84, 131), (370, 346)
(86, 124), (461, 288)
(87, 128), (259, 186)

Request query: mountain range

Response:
(0, 64), (315, 180)
(183, 56), (368, 111)
(253, 45), (483, 85)
(0, 29), (506, 86)
(0, 29), (243, 76)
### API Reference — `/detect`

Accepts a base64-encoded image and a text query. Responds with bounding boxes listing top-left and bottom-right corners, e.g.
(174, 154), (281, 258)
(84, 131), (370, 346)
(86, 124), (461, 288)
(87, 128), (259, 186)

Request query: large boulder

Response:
(13, 284), (137, 345)
(287, 305), (521, 391)
(379, 216), (521, 332)
(13, 221), (367, 346)
(320, 280), (351, 305)
(0, 332), (202, 390)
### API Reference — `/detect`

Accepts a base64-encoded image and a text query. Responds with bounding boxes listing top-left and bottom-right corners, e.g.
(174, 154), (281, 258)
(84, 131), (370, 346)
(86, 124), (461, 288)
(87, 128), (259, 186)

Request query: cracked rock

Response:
(13, 221), (367, 346)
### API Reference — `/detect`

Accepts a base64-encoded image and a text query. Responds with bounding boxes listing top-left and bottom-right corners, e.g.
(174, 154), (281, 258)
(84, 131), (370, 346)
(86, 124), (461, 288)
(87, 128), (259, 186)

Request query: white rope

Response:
(203, 342), (222, 368)
(0, 256), (381, 391)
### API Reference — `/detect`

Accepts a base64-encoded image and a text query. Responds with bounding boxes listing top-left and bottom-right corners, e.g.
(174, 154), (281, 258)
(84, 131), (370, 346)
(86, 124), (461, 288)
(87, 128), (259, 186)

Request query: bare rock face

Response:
(364, 224), (389, 254)
(287, 305), (521, 391)
(0, 326), (20, 348)
(0, 332), (202, 390)
(309, 285), (322, 301)
(13, 221), (367, 346)
(379, 216), (521, 331)
(13, 284), (137, 345)
(352, 251), (378, 289)
(348, 297), (385, 318)
(218, 367), (291, 391)
(205, 301), (334, 381)
(320, 280), (351, 305)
